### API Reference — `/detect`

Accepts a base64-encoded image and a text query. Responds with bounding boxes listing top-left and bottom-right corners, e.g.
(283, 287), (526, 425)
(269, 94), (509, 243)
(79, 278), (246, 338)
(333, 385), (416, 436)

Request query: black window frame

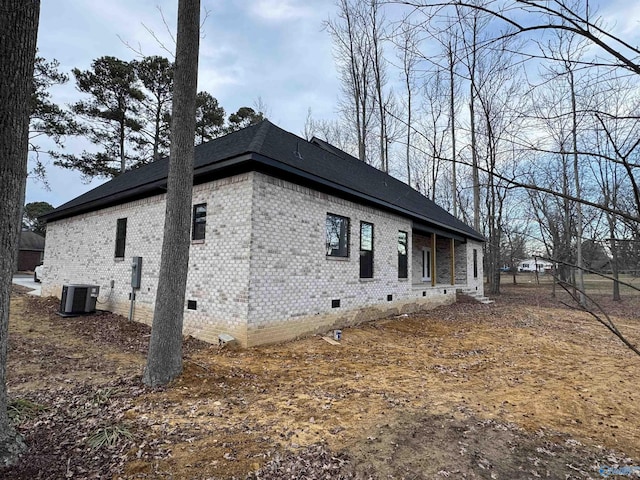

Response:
(473, 248), (478, 278)
(114, 218), (127, 258)
(326, 213), (350, 257)
(359, 221), (374, 279)
(192, 203), (207, 241)
(398, 230), (408, 279)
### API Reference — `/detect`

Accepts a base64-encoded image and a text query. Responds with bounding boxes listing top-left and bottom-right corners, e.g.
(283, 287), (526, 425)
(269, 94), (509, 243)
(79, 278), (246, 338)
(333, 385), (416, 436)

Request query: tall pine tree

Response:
(55, 56), (145, 178)
(133, 56), (174, 162)
(194, 91), (225, 144)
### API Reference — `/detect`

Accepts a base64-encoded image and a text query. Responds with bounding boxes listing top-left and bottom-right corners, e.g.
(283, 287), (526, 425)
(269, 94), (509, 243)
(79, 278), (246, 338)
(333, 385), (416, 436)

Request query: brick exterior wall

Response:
(465, 241), (485, 295)
(42, 171), (483, 347)
(42, 174), (254, 345)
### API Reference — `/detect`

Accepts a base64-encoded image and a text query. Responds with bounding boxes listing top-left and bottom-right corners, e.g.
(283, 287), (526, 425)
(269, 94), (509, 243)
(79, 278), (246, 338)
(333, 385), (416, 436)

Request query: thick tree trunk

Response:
(0, 0), (40, 465)
(143, 0), (200, 387)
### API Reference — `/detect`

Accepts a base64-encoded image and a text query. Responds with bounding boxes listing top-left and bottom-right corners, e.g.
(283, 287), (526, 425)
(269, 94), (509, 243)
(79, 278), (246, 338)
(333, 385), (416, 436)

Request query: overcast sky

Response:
(30, 0), (638, 209)
(31, 0), (340, 208)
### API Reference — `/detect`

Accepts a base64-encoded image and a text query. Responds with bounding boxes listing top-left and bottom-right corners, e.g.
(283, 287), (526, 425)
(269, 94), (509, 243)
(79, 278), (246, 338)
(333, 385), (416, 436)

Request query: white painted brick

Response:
(42, 171), (483, 347)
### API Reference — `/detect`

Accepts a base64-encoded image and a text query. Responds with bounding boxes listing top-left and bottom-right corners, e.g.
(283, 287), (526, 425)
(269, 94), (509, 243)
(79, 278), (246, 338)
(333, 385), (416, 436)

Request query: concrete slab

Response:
(12, 273), (42, 296)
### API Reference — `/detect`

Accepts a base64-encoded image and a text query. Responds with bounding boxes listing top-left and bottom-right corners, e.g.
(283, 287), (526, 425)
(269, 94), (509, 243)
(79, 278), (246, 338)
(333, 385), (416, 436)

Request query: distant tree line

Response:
(31, 54), (264, 180)
(315, 0), (640, 300)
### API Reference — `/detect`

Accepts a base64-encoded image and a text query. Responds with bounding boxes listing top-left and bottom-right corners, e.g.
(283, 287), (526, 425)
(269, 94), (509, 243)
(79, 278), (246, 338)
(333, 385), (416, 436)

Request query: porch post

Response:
(431, 233), (436, 287)
(450, 238), (455, 285)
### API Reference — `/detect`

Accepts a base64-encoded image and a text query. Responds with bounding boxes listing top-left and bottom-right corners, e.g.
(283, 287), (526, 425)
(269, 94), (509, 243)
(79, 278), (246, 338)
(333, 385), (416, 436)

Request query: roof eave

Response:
(250, 153), (485, 242)
(44, 150), (484, 243)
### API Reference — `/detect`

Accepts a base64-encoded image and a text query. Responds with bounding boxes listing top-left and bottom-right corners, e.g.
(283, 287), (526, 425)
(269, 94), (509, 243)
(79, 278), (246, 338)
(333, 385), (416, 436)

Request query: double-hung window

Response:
(192, 203), (207, 241)
(326, 213), (350, 257)
(398, 231), (408, 279)
(360, 222), (374, 278)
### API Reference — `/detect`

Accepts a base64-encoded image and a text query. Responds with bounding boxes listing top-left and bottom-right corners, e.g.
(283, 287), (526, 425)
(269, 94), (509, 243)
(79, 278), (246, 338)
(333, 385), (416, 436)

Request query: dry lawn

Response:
(4, 279), (640, 479)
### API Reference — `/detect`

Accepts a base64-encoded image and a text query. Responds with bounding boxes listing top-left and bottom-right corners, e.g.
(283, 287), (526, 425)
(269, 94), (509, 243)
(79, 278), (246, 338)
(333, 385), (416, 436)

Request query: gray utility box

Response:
(59, 284), (100, 316)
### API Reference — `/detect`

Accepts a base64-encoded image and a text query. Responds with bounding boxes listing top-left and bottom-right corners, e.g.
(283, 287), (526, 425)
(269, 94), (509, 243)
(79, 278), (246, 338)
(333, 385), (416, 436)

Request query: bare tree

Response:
(449, 1), (525, 294)
(414, 66), (450, 202)
(303, 108), (355, 153)
(369, 0), (390, 172)
(397, 22), (419, 186)
(588, 73), (640, 299)
(445, 34), (459, 217)
(325, 0), (375, 164)
(453, 2), (484, 232)
(143, 0), (200, 387)
(0, 0), (40, 465)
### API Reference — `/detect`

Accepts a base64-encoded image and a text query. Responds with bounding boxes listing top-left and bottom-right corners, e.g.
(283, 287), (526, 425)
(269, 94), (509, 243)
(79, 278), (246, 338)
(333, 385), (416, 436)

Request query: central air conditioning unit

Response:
(59, 284), (100, 316)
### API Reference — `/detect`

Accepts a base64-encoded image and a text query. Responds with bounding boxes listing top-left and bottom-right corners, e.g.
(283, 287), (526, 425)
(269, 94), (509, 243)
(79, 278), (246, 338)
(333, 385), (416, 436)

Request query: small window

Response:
(360, 221), (373, 278)
(326, 213), (350, 257)
(398, 231), (408, 279)
(473, 249), (478, 278)
(192, 203), (207, 241)
(422, 247), (432, 281)
(115, 218), (127, 258)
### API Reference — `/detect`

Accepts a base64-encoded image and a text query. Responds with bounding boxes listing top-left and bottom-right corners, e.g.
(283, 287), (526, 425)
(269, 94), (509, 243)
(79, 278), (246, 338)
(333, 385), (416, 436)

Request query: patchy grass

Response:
(3, 283), (640, 479)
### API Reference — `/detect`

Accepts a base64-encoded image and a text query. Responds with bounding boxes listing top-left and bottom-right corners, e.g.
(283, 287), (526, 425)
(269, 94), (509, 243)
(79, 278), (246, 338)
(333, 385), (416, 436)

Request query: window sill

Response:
(115, 257), (125, 262)
(359, 278), (375, 282)
(326, 255), (349, 261)
(398, 278), (408, 282)
(192, 239), (205, 245)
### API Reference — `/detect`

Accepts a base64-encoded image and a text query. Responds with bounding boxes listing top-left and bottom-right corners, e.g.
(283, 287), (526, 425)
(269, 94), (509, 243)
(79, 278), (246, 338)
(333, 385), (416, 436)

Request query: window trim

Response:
(326, 213), (350, 258)
(398, 230), (408, 279)
(422, 246), (432, 281)
(473, 249), (478, 278)
(359, 221), (374, 279)
(192, 203), (207, 241)
(114, 218), (127, 259)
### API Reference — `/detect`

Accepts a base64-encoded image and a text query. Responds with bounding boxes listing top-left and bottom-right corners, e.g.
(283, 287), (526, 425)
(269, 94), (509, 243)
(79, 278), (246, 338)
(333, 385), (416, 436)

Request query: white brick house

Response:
(41, 121), (484, 347)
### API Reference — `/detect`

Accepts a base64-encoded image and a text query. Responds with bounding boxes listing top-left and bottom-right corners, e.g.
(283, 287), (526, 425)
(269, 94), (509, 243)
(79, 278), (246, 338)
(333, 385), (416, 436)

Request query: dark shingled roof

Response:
(19, 231), (45, 251)
(44, 120), (483, 242)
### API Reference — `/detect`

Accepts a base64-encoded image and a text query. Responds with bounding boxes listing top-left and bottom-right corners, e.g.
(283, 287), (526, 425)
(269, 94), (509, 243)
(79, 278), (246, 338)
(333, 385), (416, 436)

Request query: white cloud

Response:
(29, 0), (341, 206)
(598, 1), (640, 38)
(247, 0), (314, 23)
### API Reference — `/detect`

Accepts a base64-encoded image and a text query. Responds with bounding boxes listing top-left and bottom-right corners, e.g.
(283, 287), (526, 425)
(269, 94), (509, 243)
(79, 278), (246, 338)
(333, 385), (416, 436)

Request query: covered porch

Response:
(411, 228), (471, 294)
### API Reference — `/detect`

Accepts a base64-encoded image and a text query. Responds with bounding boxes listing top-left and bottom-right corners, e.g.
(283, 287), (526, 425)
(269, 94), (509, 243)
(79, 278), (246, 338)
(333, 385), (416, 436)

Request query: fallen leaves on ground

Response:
(3, 281), (640, 479)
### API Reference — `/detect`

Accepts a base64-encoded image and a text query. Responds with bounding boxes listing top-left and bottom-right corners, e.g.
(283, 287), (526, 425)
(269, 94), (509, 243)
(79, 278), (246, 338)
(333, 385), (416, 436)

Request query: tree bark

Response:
(448, 39), (457, 218)
(569, 69), (586, 306)
(0, 0), (40, 465)
(143, 0), (200, 387)
(469, 59), (480, 233)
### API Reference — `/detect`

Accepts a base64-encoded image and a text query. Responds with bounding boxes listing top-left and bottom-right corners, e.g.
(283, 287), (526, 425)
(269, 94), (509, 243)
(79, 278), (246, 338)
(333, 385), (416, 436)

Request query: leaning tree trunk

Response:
(0, 0), (40, 465)
(143, 0), (200, 387)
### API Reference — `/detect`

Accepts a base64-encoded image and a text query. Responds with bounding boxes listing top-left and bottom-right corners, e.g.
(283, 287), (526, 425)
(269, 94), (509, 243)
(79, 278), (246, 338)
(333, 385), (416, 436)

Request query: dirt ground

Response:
(3, 280), (640, 479)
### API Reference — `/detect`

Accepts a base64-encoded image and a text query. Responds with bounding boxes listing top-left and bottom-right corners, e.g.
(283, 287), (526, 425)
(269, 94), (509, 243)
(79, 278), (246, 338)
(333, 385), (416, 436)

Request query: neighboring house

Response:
(17, 231), (45, 271)
(41, 121), (485, 347)
(518, 258), (553, 273)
